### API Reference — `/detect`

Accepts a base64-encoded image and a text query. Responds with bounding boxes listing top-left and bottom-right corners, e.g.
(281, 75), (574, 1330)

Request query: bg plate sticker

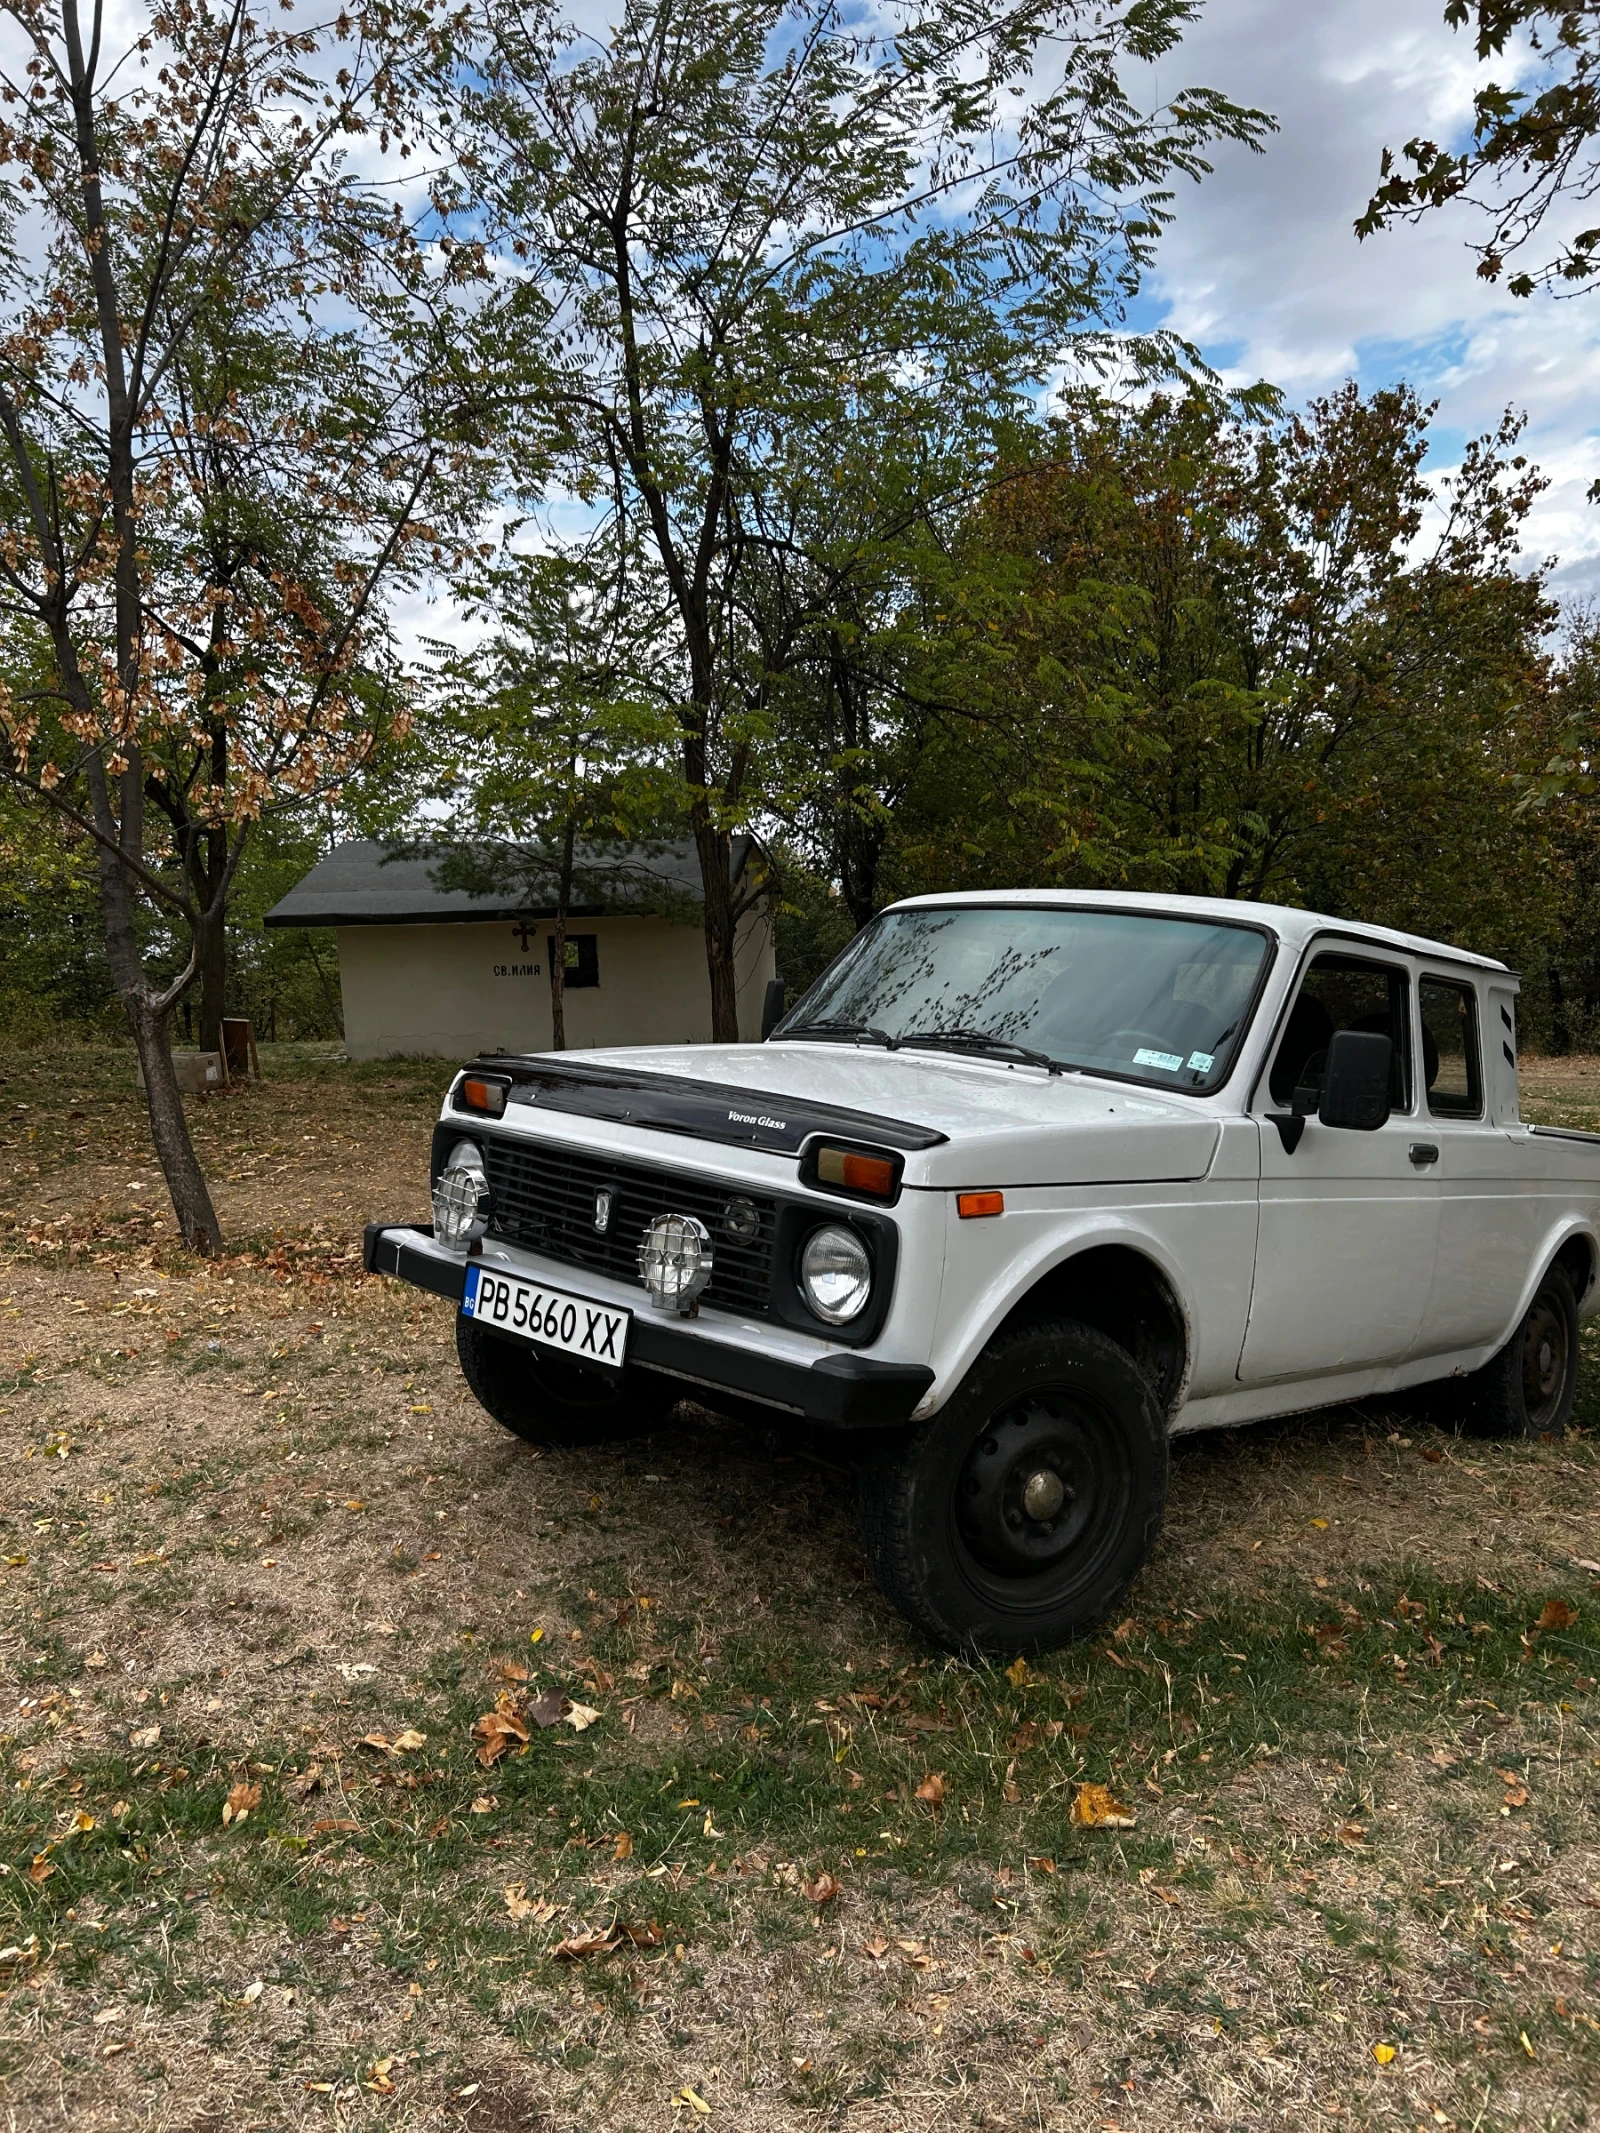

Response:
(1133, 1046), (1185, 1072)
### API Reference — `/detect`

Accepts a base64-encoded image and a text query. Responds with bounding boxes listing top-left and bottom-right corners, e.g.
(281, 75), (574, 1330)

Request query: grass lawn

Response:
(0, 1043), (1596, 2132)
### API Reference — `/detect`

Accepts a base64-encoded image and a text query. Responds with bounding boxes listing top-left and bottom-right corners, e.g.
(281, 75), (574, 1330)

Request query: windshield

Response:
(781, 905), (1271, 1092)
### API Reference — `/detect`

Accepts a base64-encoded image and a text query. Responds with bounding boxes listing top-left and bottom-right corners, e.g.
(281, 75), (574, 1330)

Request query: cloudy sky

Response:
(1134, 0), (1600, 603)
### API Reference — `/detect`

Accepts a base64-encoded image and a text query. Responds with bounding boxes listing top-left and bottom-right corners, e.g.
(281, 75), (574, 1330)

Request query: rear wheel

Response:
(860, 1318), (1168, 1655)
(456, 1315), (677, 1447)
(1438, 1262), (1579, 1439)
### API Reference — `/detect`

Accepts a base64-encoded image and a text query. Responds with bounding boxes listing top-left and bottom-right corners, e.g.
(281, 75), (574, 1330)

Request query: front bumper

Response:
(363, 1223), (933, 1429)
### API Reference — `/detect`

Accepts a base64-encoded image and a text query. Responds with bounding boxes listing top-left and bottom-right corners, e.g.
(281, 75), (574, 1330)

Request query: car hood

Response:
(549, 1039), (1221, 1188)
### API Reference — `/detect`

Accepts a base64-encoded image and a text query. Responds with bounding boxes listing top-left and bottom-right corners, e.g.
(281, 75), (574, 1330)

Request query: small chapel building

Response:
(264, 839), (776, 1059)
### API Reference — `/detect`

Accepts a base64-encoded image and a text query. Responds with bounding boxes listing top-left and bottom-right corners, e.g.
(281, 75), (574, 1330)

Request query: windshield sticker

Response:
(1187, 1050), (1215, 1072)
(1133, 1047), (1185, 1072)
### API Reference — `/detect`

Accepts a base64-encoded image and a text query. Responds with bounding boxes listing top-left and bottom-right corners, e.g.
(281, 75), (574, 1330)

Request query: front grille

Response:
(481, 1137), (778, 1317)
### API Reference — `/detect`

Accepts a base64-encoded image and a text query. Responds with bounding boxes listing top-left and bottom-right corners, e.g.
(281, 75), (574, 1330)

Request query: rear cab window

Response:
(1267, 951), (1413, 1112)
(1419, 977), (1483, 1118)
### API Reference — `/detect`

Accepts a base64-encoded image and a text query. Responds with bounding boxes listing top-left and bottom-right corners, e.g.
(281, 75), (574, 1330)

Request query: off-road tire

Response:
(1440, 1261), (1579, 1440)
(456, 1315), (677, 1448)
(859, 1317), (1168, 1656)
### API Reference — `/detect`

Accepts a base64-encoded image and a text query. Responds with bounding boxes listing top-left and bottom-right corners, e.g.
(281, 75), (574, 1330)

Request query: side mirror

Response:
(760, 976), (786, 1041)
(1318, 1029), (1393, 1131)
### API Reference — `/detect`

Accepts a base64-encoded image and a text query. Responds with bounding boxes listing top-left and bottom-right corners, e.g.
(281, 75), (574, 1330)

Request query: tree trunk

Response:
(124, 996), (223, 1252)
(196, 902), (226, 1058)
(692, 804), (741, 1042)
(549, 817), (576, 1052)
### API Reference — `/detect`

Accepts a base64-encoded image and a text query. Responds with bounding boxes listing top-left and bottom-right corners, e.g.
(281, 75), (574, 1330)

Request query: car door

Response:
(1238, 946), (1440, 1383)
(1412, 972), (1536, 1357)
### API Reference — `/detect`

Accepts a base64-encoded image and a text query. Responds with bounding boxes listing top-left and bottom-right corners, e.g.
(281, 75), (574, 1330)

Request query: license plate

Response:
(462, 1264), (629, 1366)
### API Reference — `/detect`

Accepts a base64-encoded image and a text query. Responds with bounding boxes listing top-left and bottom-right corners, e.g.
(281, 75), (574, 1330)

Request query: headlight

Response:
(799, 1223), (872, 1324)
(639, 1212), (713, 1314)
(433, 1139), (490, 1252)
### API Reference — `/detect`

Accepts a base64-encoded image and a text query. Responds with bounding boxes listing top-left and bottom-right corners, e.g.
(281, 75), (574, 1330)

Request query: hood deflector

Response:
(470, 1056), (948, 1155)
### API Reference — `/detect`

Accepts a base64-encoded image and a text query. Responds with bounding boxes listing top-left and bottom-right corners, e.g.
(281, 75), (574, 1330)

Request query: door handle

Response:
(1408, 1142), (1439, 1167)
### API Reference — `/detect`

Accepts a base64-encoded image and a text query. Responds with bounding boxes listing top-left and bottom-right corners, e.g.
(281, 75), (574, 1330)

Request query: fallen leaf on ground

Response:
(222, 1781), (262, 1827)
(565, 1700), (602, 1732)
(914, 1773), (945, 1806)
(613, 1831), (633, 1861)
(526, 1689), (567, 1728)
(391, 1727), (427, 1752)
(471, 1694), (531, 1767)
(286, 1762), (323, 1800)
(801, 1872), (841, 1906)
(128, 1724), (160, 1751)
(1373, 2042), (1396, 2065)
(672, 2089), (711, 2116)
(1536, 1599), (1578, 1632)
(26, 1856), (54, 1884)
(1071, 1781), (1135, 1830)
(502, 1882), (558, 1925)
(493, 1662), (530, 1685)
(553, 1928), (620, 1959)
(470, 1795), (497, 1814)
(861, 1936), (890, 1961)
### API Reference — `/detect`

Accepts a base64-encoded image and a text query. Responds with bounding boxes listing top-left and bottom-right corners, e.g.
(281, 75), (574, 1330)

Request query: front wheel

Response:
(859, 1318), (1168, 1656)
(1439, 1262), (1579, 1439)
(456, 1315), (678, 1448)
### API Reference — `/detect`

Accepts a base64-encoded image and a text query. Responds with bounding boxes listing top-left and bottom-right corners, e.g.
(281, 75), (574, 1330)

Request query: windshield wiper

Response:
(896, 1026), (1063, 1073)
(783, 1018), (897, 1048)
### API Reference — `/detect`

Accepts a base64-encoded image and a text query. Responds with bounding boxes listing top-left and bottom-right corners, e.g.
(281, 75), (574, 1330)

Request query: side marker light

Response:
(958, 1191), (1004, 1219)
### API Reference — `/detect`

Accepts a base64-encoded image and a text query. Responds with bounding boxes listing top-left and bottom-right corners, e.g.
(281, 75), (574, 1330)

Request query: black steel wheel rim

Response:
(1520, 1292), (1569, 1429)
(949, 1384), (1131, 1614)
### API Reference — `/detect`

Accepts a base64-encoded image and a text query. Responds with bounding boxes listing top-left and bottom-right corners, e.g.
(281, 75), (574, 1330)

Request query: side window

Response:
(1420, 978), (1482, 1118)
(1268, 952), (1412, 1110)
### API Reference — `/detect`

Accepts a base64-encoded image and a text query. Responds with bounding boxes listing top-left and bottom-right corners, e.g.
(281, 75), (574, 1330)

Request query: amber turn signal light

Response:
(957, 1190), (1004, 1219)
(459, 1075), (508, 1116)
(815, 1145), (897, 1199)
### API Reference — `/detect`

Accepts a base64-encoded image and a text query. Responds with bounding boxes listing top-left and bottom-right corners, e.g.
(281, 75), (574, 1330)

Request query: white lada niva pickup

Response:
(365, 891), (1600, 1653)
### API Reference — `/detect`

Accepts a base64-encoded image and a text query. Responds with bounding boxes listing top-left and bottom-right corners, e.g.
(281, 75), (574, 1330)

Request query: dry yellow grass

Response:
(0, 1043), (1595, 2131)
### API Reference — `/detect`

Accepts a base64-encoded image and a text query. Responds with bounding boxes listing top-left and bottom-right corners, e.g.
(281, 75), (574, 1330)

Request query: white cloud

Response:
(1146, 0), (1600, 593)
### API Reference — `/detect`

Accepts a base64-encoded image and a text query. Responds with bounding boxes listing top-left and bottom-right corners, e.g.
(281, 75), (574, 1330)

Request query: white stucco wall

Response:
(335, 905), (775, 1059)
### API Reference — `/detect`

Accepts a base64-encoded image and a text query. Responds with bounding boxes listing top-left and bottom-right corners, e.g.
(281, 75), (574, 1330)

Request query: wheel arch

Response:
(991, 1240), (1190, 1418)
(1554, 1227), (1598, 1313)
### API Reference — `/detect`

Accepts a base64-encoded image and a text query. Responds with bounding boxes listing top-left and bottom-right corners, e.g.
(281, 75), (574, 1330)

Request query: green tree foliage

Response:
(440, 0), (1272, 1038)
(1360, 5), (1600, 300)
(423, 539), (685, 1048)
(883, 385), (1560, 967)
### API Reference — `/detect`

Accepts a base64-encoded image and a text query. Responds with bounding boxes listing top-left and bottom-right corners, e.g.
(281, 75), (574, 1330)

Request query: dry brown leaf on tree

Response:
(1070, 1781), (1135, 1829)
(222, 1781), (262, 1827)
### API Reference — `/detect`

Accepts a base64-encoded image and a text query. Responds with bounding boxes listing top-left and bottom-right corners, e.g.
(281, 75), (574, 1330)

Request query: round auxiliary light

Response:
(799, 1224), (872, 1326)
(638, 1212), (714, 1314)
(432, 1139), (490, 1253)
